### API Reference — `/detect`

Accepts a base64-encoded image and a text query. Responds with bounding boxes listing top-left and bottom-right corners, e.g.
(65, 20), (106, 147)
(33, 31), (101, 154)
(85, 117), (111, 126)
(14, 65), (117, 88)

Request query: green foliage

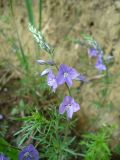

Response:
(11, 100), (33, 116)
(113, 144), (120, 155)
(12, 39), (48, 98)
(14, 108), (80, 159)
(14, 110), (47, 146)
(0, 121), (8, 137)
(19, 69), (42, 94)
(34, 108), (79, 160)
(80, 126), (113, 160)
(0, 138), (18, 160)
(9, 0), (49, 120)
(1, 2), (119, 159)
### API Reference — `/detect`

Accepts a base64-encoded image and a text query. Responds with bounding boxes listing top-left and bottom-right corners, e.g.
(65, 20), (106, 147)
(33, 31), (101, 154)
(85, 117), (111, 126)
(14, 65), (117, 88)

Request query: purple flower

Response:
(56, 64), (79, 87)
(18, 144), (39, 160)
(0, 153), (9, 160)
(95, 55), (106, 71)
(47, 71), (57, 92)
(88, 48), (98, 57)
(59, 96), (80, 119)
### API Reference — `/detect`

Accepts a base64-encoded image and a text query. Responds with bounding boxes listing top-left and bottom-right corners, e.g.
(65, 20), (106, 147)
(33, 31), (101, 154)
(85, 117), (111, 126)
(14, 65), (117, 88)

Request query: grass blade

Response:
(25, 0), (34, 26)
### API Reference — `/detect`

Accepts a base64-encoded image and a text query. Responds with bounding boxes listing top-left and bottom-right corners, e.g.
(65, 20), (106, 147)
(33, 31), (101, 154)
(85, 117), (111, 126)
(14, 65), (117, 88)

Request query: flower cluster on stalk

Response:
(29, 24), (90, 119)
(30, 24), (112, 121)
(29, 25), (109, 119)
(37, 60), (85, 119)
(88, 47), (106, 71)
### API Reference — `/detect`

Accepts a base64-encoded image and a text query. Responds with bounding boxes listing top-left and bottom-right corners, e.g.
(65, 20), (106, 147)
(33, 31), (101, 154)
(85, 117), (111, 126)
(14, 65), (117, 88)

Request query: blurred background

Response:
(0, 0), (120, 154)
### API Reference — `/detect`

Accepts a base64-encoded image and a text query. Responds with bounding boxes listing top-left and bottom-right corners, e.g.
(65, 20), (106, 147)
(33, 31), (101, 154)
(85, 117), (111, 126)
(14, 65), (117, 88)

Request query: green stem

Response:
(25, 0), (34, 26)
(65, 83), (72, 96)
(58, 120), (69, 160)
(49, 53), (72, 160)
(105, 65), (109, 78)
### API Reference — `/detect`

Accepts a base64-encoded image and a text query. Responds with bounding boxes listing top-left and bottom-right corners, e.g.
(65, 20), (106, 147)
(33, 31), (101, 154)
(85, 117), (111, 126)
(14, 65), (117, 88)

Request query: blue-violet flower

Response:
(95, 55), (106, 71)
(88, 48), (98, 57)
(59, 96), (80, 119)
(56, 64), (79, 87)
(0, 153), (9, 160)
(47, 71), (57, 92)
(18, 144), (39, 160)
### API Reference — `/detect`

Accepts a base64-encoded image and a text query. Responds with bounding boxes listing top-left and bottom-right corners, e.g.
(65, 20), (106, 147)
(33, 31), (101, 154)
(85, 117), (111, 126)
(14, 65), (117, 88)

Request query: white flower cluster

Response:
(28, 23), (53, 54)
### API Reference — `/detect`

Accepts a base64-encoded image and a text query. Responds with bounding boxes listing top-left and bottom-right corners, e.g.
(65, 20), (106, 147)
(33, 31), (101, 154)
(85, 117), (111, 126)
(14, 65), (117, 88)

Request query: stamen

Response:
(64, 72), (68, 77)
(66, 104), (71, 109)
(23, 152), (33, 160)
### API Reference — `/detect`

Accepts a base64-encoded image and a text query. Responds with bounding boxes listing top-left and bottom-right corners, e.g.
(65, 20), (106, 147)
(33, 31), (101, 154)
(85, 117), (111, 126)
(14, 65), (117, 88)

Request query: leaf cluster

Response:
(14, 108), (79, 160)
(80, 127), (112, 160)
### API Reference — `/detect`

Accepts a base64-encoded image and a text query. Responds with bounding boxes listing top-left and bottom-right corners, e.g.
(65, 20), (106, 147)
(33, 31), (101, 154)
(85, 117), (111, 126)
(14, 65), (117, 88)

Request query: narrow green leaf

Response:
(25, 0), (34, 25)
(0, 138), (19, 160)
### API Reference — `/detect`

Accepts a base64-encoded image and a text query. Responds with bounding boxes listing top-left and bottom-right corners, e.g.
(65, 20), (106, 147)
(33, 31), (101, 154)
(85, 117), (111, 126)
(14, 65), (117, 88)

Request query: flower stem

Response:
(50, 54), (73, 160)
(65, 83), (72, 96)
(59, 120), (69, 160)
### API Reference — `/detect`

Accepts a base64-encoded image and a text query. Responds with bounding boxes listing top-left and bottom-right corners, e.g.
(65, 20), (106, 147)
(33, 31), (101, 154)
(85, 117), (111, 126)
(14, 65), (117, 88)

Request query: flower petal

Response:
(59, 64), (68, 73)
(59, 103), (66, 114)
(65, 77), (72, 87)
(67, 107), (74, 119)
(47, 71), (57, 92)
(36, 59), (46, 65)
(95, 63), (106, 71)
(56, 72), (65, 85)
(40, 68), (51, 76)
(69, 68), (79, 79)
(18, 151), (24, 160)
(95, 55), (106, 71)
(64, 96), (71, 105)
(0, 154), (9, 160)
(88, 48), (98, 57)
(73, 103), (80, 112)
